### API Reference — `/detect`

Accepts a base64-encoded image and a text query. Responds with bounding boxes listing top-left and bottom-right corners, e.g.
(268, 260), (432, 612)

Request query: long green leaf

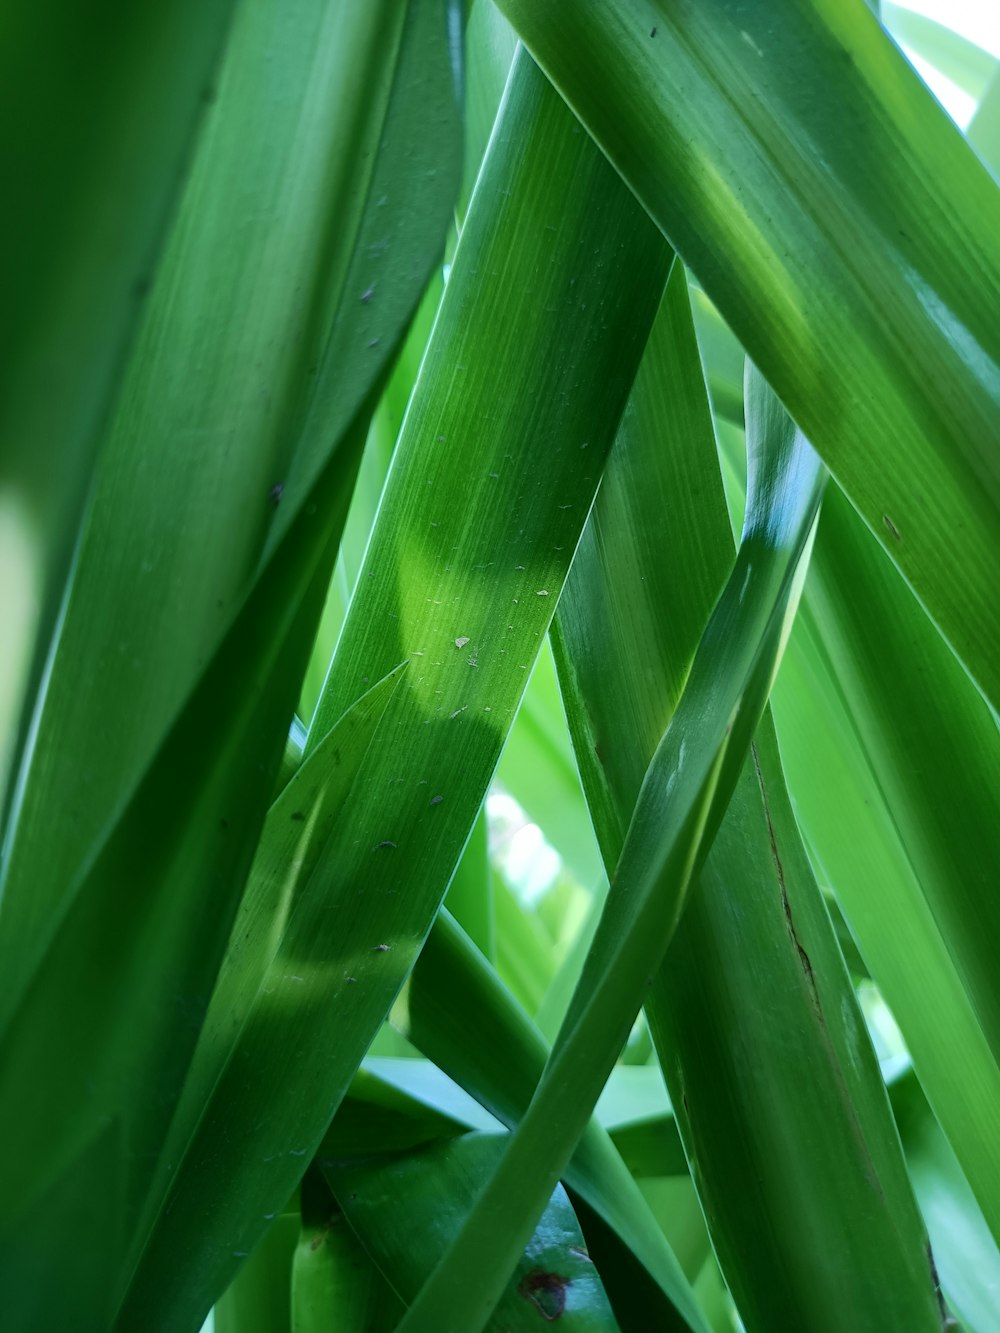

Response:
(401, 909), (705, 1333)
(697, 278), (1000, 1249)
(120, 46), (673, 1332)
(496, 640), (605, 892)
(891, 1070), (1000, 1332)
(0, 0), (235, 807)
(0, 7), (463, 1324)
(0, 450), (351, 1333)
(969, 69), (1000, 177)
(396, 350), (826, 1330)
(648, 720), (943, 1332)
(0, 0), (462, 1022)
(555, 271), (945, 1330)
(498, 0), (1000, 709)
(123, 665), (405, 1300)
(769, 487), (1000, 1241)
(883, 3), (998, 100)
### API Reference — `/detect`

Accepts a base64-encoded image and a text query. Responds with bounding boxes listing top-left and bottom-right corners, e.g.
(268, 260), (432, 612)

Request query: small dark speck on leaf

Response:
(376, 840), (397, 850)
(290, 811), (306, 822)
(269, 483), (284, 507)
(519, 1269), (570, 1321)
(882, 513), (901, 541)
(650, 26), (657, 37)
(430, 794), (443, 806)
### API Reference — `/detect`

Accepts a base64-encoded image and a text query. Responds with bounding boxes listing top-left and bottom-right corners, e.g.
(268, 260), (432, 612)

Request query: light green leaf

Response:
(892, 1071), (1000, 1333)
(400, 909), (705, 1332)
(0, 454), (352, 1333)
(121, 664), (405, 1327)
(554, 268), (943, 1331)
(397, 330), (826, 1330)
(969, 69), (1000, 178)
(770, 484), (1000, 1242)
(498, 0), (1000, 709)
(883, 3), (998, 100)
(0, 0), (462, 1022)
(124, 44), (673, 1333)
(0, 6), (463, 1324)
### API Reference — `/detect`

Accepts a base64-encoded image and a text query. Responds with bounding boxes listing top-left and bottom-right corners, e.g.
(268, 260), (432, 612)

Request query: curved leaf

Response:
(395, 351), (826, 1330)
(124, 44), (673, 1333)
(0, 0), (235, 807)
(498, 0), (1000, 708)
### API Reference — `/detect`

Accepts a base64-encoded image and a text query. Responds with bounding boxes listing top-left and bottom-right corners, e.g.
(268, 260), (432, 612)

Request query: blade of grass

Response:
(648, 719), (942, 1331)
(496, 641), (605, 892)
(399, 908), (705, 1333)
(0, 0), (462, 1026)
(769, 488), (1000, 1242)
(125, 661), (406, 1257)
(891, 1069), (1000, 1332)
(0, 0), (235, 808)
(882, 3), (998, 100)
(968, 68), (1000, 178)
(701, 290), (1000, 1240)
(498, 0), (1000, 709)
(444, 807), (493, 959)
(551, 269), (943, 1330)
(0, 444), (357, 1333)
(396, 348), (826, 1331)
(119, 46), (675, 1331)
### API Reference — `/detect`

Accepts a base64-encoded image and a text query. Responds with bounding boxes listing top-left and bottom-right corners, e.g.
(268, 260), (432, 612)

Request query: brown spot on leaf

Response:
(519, 1269), (570, 1321)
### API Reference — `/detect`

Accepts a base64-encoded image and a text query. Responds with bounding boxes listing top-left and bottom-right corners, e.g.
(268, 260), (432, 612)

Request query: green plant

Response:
(1, 2), (997, 1331)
